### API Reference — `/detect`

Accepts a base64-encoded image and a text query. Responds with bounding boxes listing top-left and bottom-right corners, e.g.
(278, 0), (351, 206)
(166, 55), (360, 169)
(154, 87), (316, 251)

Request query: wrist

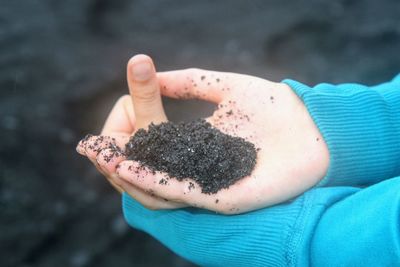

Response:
(282, 78), (400, 186)
(280, 82), (330, 185)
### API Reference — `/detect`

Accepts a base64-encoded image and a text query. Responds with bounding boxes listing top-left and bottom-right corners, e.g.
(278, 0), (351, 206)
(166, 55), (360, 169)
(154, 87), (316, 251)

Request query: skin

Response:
(76, 54), (330, 214)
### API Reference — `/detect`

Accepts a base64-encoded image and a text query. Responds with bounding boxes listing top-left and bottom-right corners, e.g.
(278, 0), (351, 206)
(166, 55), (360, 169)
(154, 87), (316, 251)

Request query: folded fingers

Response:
(116, 160), (243, 213)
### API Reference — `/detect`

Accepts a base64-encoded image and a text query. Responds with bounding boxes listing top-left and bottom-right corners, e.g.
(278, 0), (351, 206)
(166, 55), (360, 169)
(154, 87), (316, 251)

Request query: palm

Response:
(193, 75), (329, 212)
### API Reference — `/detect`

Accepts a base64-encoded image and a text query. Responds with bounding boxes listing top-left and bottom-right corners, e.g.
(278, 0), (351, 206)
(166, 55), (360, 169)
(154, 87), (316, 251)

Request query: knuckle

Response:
(132, 89), (159, 103)
(97, 148), (111, 162)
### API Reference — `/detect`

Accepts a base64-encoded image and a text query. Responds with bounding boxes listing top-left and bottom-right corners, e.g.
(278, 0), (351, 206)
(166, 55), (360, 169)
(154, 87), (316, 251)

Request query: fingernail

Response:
(131, 61), (152, 82)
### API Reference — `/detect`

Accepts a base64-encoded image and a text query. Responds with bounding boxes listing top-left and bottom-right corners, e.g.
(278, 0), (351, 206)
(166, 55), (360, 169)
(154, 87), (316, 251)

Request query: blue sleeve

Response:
(310, 176), (400, 266)
(282, 75), (400, 187)
(122, 177), (400, 267)
(122, 188), (352, 267)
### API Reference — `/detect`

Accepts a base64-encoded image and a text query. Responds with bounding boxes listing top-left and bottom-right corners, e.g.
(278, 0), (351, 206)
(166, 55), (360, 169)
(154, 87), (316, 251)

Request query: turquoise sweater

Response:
(122, 75), (400, 267)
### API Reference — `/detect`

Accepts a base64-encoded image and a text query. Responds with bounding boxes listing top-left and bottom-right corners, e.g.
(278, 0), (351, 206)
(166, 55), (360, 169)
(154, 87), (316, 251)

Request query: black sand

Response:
(125, 119), (257, 194)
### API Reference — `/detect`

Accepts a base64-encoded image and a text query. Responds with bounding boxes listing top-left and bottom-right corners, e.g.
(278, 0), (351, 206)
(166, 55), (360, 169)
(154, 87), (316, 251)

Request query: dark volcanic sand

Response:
(125, 119), (257, 194)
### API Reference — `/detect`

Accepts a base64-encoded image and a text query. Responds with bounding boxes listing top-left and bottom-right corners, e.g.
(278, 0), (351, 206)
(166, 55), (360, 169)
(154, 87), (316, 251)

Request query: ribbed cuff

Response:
(282, 78), (400, 187)
(122, 192), (308, 267)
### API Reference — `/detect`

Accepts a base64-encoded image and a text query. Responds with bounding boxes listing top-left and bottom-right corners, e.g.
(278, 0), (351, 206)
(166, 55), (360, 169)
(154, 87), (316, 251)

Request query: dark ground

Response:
(1, 1), (399, 266)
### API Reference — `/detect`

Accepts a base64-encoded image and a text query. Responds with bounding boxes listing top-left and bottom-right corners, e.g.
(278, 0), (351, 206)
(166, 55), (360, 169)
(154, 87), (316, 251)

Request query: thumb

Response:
(127, 54), (167, 129)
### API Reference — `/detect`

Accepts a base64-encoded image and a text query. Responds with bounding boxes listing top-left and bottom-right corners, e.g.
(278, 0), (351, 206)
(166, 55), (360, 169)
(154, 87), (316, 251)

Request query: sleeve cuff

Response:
(282, 77), (400, 187)
(122, 192), (310, 266)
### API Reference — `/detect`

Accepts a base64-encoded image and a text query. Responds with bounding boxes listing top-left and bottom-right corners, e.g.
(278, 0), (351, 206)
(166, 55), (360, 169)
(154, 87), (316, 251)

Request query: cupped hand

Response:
(77, 54), (330, 214)
(76, 55), (186, 210)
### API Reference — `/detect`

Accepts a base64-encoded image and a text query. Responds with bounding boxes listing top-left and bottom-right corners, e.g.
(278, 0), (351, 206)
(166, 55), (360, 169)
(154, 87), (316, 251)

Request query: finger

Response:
(157, 68), (234, 103)
(84, 137), (126, 193)
(96, 148), (126, 174)
(94, 146), (190, 204)
(116, 160), (217, 208)
(107, 178), (124, 193)
(77, 135), (125, 193)
(98, 167), (124, 194)
(84, 135), (117, 160)
(114, 174), (187, 210)
(127, 54), (167, 129)
(78, 94), (133, 156)
(76, 134), (93, 155)
(89, 149), (124, 193)
(100, 169), (124, 194)
(101, 95), (135, 136)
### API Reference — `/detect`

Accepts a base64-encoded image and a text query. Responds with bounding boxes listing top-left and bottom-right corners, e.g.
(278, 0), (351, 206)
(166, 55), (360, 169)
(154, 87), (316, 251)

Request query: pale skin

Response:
(76, 54), (330, 214)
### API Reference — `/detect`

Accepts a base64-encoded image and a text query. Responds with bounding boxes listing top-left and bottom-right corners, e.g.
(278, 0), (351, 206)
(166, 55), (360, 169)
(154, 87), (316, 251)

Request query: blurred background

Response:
(1, 0), (399, 266)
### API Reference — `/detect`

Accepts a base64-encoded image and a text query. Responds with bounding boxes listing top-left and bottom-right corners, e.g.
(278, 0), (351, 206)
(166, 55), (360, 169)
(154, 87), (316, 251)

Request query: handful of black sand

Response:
(125, 119), (257, 194)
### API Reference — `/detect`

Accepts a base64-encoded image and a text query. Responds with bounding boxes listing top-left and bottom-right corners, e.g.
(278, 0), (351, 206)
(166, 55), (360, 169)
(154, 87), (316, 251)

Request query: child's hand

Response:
(77, 54), (330, 214)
